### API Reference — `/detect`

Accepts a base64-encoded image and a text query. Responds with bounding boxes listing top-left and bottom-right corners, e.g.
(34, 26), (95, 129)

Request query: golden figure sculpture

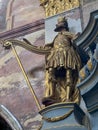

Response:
(42, 17), (82, 106)
(2, 16), (82, 106)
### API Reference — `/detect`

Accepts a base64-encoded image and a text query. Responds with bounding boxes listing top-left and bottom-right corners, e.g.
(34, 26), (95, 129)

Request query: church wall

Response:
(0, 0), (44, 31)
(0, 0), (98, 129)
(11, 0), (44, 29)
(0, 8), (81, 130)
(0, 1), (46, 129)
(0, 5), (82, 130)
(0, 29), (45, 130)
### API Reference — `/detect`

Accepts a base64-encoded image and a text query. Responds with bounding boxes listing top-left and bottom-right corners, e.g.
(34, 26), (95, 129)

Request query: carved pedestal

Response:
(39, 103), (89, 130)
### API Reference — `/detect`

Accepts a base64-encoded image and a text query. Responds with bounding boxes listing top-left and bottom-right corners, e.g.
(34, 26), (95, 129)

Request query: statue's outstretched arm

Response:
(1, 38), (51, 55)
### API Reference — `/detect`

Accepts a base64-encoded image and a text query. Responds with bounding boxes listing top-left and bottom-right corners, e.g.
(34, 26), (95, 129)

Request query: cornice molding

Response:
(0, 19), (45, 40)
(75, 10), (98, 50)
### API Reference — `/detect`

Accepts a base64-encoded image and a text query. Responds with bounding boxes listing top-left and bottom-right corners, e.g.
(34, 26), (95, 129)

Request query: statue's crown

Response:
(57, 16), (67, 24)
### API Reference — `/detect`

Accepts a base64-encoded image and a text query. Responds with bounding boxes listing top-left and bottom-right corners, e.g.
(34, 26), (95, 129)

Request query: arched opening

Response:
(0, 116), (12, 130)
(0, 105), (23, 130)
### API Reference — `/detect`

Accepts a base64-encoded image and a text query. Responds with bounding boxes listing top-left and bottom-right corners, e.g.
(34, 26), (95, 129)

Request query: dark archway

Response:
(0, 116), (12, 130)
(0, 105), (23, 130)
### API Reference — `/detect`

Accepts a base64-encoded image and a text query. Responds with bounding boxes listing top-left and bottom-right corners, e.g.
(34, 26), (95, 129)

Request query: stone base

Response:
(39, 103), (89, 130)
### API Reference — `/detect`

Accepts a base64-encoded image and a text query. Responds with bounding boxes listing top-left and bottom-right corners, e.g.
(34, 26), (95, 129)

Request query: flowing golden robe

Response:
(45, 31), (81, 71)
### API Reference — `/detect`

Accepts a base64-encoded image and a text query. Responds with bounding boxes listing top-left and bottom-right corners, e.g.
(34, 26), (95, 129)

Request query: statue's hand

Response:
(1, 40), (12, 49)
(73, 32), (81, 40)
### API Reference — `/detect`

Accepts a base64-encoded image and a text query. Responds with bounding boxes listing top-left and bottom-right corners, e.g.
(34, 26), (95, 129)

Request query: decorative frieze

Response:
(40, 0), (79, 17)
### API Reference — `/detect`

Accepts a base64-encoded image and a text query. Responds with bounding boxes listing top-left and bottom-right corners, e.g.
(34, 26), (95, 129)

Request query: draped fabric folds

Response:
(45, 31), (81, 71)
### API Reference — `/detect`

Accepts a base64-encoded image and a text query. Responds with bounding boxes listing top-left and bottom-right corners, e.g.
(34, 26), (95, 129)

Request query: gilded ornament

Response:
(40, 0), (79, 17)
(87, 59), (93, 71)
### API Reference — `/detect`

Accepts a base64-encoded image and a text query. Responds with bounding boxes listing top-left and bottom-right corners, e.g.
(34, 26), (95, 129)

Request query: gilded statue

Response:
(2, 17), (84, 107)
(42, 17), (82, 106)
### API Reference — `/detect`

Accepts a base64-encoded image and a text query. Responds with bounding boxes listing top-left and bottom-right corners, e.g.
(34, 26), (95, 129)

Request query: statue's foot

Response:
(42, 96), (57, 106)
